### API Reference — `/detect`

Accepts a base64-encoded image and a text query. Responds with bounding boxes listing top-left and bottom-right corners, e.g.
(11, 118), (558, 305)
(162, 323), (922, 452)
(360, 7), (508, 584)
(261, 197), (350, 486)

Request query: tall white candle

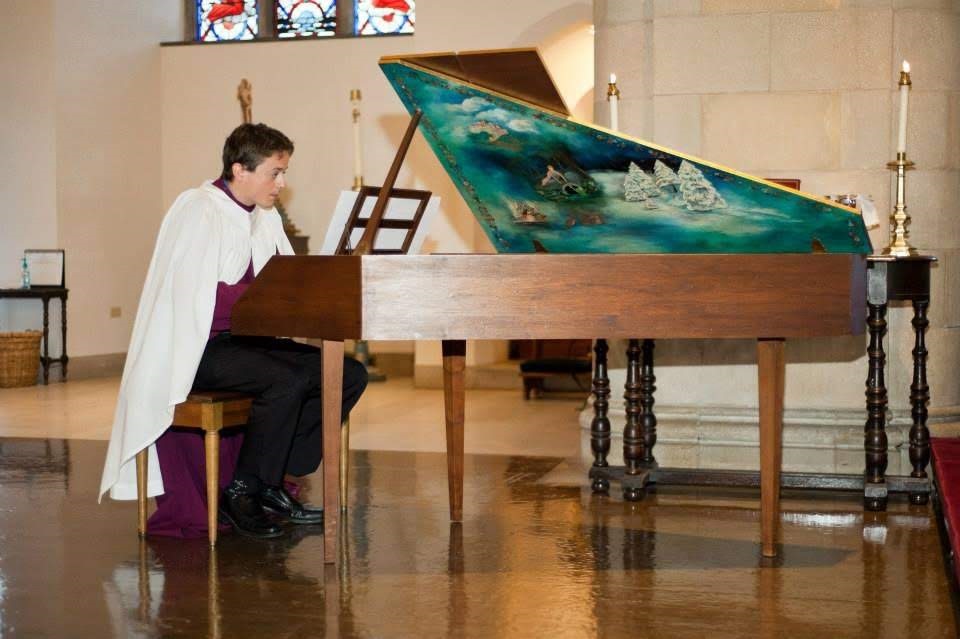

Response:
(608, 73), (619, 131)
(896, 61), (910, 154)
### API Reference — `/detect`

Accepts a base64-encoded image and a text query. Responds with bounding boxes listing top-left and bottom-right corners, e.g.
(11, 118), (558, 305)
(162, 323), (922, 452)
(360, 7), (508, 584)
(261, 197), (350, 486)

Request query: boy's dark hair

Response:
(221, 123), (295, 181)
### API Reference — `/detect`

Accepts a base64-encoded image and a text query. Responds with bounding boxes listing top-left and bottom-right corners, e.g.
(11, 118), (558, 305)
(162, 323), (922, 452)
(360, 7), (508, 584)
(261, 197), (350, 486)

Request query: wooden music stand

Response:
(335, 186), (432, 256)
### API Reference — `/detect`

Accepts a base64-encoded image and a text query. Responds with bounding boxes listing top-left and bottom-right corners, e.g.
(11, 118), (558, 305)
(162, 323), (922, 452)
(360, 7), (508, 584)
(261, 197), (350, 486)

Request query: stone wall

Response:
(589, 0), (959, 472)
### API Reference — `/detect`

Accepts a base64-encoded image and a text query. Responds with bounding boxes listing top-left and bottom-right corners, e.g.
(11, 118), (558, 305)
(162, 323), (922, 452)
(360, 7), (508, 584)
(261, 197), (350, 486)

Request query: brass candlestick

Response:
(882, 152), (918, 257)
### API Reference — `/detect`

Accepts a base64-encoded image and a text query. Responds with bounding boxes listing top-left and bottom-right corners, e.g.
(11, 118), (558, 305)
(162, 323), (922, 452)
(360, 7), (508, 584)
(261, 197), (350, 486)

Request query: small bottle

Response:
(20, 256), (30, 289)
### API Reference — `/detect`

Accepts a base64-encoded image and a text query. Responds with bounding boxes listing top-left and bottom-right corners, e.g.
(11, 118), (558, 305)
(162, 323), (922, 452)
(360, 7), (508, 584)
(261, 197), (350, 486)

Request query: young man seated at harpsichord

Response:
(100, 123), (368, 539)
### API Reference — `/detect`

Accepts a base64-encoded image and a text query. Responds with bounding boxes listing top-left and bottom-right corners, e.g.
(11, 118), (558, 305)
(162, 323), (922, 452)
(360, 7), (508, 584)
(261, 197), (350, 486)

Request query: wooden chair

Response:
(136, 391), (253, 547)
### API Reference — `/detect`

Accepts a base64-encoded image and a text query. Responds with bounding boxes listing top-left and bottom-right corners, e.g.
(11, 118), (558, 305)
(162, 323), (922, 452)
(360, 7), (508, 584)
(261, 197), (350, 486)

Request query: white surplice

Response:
(99, 182), (294, 501)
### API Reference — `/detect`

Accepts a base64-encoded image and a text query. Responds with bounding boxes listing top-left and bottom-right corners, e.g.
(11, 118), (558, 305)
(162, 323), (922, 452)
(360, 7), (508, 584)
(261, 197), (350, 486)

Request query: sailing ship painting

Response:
(379, 57), (872, 255)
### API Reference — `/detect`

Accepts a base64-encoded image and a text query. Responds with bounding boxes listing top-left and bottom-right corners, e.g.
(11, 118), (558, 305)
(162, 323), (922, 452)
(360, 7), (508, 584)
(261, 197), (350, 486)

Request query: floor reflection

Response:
(0, 438), (954, 638)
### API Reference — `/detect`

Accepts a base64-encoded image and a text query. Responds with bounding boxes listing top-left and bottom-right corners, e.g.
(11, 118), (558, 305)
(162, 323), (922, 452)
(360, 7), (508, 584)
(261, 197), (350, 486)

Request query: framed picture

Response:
(24, 249), (65, 288)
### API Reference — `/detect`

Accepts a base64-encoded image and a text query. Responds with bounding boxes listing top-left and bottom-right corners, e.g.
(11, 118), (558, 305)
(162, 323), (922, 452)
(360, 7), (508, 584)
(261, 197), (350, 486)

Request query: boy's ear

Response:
(231, 162), (244, 181)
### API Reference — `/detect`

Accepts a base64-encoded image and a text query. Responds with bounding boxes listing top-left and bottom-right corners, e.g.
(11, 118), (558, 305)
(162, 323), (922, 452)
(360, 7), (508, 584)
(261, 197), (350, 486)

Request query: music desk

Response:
(233, 253), (867, 563)
(0, 287), (69, 384)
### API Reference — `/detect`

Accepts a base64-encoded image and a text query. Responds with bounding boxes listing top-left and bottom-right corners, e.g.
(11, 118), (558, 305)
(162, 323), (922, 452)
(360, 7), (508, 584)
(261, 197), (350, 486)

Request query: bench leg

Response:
(339, 418), (350, 512)
(205, 430), (219, 546)
(136, 448), (148, 537)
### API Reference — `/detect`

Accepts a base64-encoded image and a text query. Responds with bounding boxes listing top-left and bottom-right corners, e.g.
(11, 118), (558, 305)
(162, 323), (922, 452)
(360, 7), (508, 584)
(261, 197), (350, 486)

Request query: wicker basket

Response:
(0, 331), (42, 388)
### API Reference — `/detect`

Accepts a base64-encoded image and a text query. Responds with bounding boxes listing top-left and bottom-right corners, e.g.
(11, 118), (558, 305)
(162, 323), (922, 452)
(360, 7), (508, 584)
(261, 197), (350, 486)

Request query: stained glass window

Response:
(355, 0), (415, 36)
(196, 0), (259, 42)
(276, 1), (336, 38)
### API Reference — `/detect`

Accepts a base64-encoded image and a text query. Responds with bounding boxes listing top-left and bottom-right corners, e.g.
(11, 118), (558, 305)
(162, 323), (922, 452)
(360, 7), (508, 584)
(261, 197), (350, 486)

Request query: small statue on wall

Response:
(237, 78), (253, 124)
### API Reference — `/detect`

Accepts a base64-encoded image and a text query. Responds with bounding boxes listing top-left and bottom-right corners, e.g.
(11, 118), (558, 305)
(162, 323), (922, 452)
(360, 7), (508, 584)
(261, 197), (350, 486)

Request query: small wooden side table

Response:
(864, 254), (936, 510)
(0, 287), (69, 384)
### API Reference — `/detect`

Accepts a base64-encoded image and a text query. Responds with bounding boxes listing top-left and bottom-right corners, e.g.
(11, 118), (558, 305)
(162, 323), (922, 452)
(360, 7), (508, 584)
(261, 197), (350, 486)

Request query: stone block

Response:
(894, 11), (960, 91)
(899, 90), (951, 169)
(940, 249), (960, 328)
(655, 0), (702, 16)
(616, 96), (654, 140)
(894, 0), (954, 7)
(841, 91), (892, 169)
(595, 21), (651, 80)
(783, 446), (836, 473)
(702, 93), (840, 171)
(889, 317), (960, 408)
(840, 0), (892, 6)
(949, 91), (960, 169)
(895, 170), (960, 250)
(703, 0), (842, 11)
(699, 442), (760, 470)
(771, 10), (892, 91)
(595, 0), (652, 25)
(653, 14), (770, 94)
(653, 94), (703, 155)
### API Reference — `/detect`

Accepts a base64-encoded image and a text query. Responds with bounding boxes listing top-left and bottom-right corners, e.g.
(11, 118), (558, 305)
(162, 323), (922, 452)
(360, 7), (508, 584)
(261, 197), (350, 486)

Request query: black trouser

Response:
(192, 333), (368, 488)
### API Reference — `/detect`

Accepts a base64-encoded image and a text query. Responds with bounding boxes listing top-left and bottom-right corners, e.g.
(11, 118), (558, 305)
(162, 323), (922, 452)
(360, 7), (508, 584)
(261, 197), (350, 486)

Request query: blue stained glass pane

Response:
(196, 0), (258, 42)
(355, 0), (415, 36)
(276, 0), (337, 38)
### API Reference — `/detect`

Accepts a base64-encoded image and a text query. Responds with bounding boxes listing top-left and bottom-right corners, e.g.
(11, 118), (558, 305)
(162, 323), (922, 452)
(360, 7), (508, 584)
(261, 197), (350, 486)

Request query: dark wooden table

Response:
(0, 287), (68, 384)
(864, 254), (937, 510)
(586, 254), (937, 513)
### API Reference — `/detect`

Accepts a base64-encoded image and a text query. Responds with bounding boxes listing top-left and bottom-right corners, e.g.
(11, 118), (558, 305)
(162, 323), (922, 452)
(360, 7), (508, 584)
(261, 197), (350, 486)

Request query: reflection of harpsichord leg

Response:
(590, 339), (611, 493)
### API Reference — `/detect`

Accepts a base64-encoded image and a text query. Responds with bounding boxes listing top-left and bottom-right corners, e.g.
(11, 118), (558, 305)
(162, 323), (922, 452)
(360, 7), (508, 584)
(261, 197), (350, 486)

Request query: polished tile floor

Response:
(0, 377), (955, 637)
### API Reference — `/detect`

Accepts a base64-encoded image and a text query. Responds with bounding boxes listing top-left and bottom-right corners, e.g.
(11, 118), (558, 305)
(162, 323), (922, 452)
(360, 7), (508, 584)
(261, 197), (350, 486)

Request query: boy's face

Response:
(230, 151), (290, 209)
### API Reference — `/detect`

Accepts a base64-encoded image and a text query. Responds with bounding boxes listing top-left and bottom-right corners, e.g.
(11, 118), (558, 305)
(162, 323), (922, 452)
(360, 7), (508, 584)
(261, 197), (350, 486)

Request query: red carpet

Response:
(932, 437), (960, 585)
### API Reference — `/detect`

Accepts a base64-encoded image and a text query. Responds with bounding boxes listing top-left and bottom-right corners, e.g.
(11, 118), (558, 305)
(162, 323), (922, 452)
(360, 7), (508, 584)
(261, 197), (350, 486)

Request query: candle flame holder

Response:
(882, 152), (918, 257)
(606, 81), (620, 101)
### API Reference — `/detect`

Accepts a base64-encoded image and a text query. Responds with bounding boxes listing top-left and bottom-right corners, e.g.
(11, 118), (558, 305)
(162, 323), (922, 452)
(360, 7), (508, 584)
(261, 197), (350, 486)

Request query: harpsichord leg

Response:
(758, 338), (785, 559)
(590, 339), (611, 493)
(322, 340), (345, 564)
(442, 340), (466, 522)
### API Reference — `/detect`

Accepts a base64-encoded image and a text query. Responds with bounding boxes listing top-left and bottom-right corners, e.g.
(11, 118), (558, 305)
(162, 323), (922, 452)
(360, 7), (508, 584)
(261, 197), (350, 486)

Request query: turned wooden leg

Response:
(136, 448), (148, 538)
(909, 299), (931, 505)
(640, 339), (657, 466)
(590, 339), (611, 494)
(623, 339), (644, 502)
(442, 340), (466, 522)
(758, 339), (785, 559)
(864, 302), (889, 511)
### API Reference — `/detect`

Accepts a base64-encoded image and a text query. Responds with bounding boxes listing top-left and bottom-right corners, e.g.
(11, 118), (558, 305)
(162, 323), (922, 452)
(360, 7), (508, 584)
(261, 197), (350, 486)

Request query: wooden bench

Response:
(136, 391), (254, 546)
(135, 391), (350, 546)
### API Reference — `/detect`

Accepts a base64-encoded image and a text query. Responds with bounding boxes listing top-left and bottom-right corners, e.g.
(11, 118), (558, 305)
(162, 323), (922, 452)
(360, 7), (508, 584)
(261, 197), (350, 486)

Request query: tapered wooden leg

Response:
(339, 418), (350, 512)
(442, 340), (466, 522)
(205, 429), (219, 547)
(136, 449), (148, 538)
(322, 340), (344, 564)
(758, 339), (785, 559)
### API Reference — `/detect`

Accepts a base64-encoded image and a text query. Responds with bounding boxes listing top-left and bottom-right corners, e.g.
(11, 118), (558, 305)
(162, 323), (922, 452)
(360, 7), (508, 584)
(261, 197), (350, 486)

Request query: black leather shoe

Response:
(259, 485), (324, 525)
(219, 479), (285, 539)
